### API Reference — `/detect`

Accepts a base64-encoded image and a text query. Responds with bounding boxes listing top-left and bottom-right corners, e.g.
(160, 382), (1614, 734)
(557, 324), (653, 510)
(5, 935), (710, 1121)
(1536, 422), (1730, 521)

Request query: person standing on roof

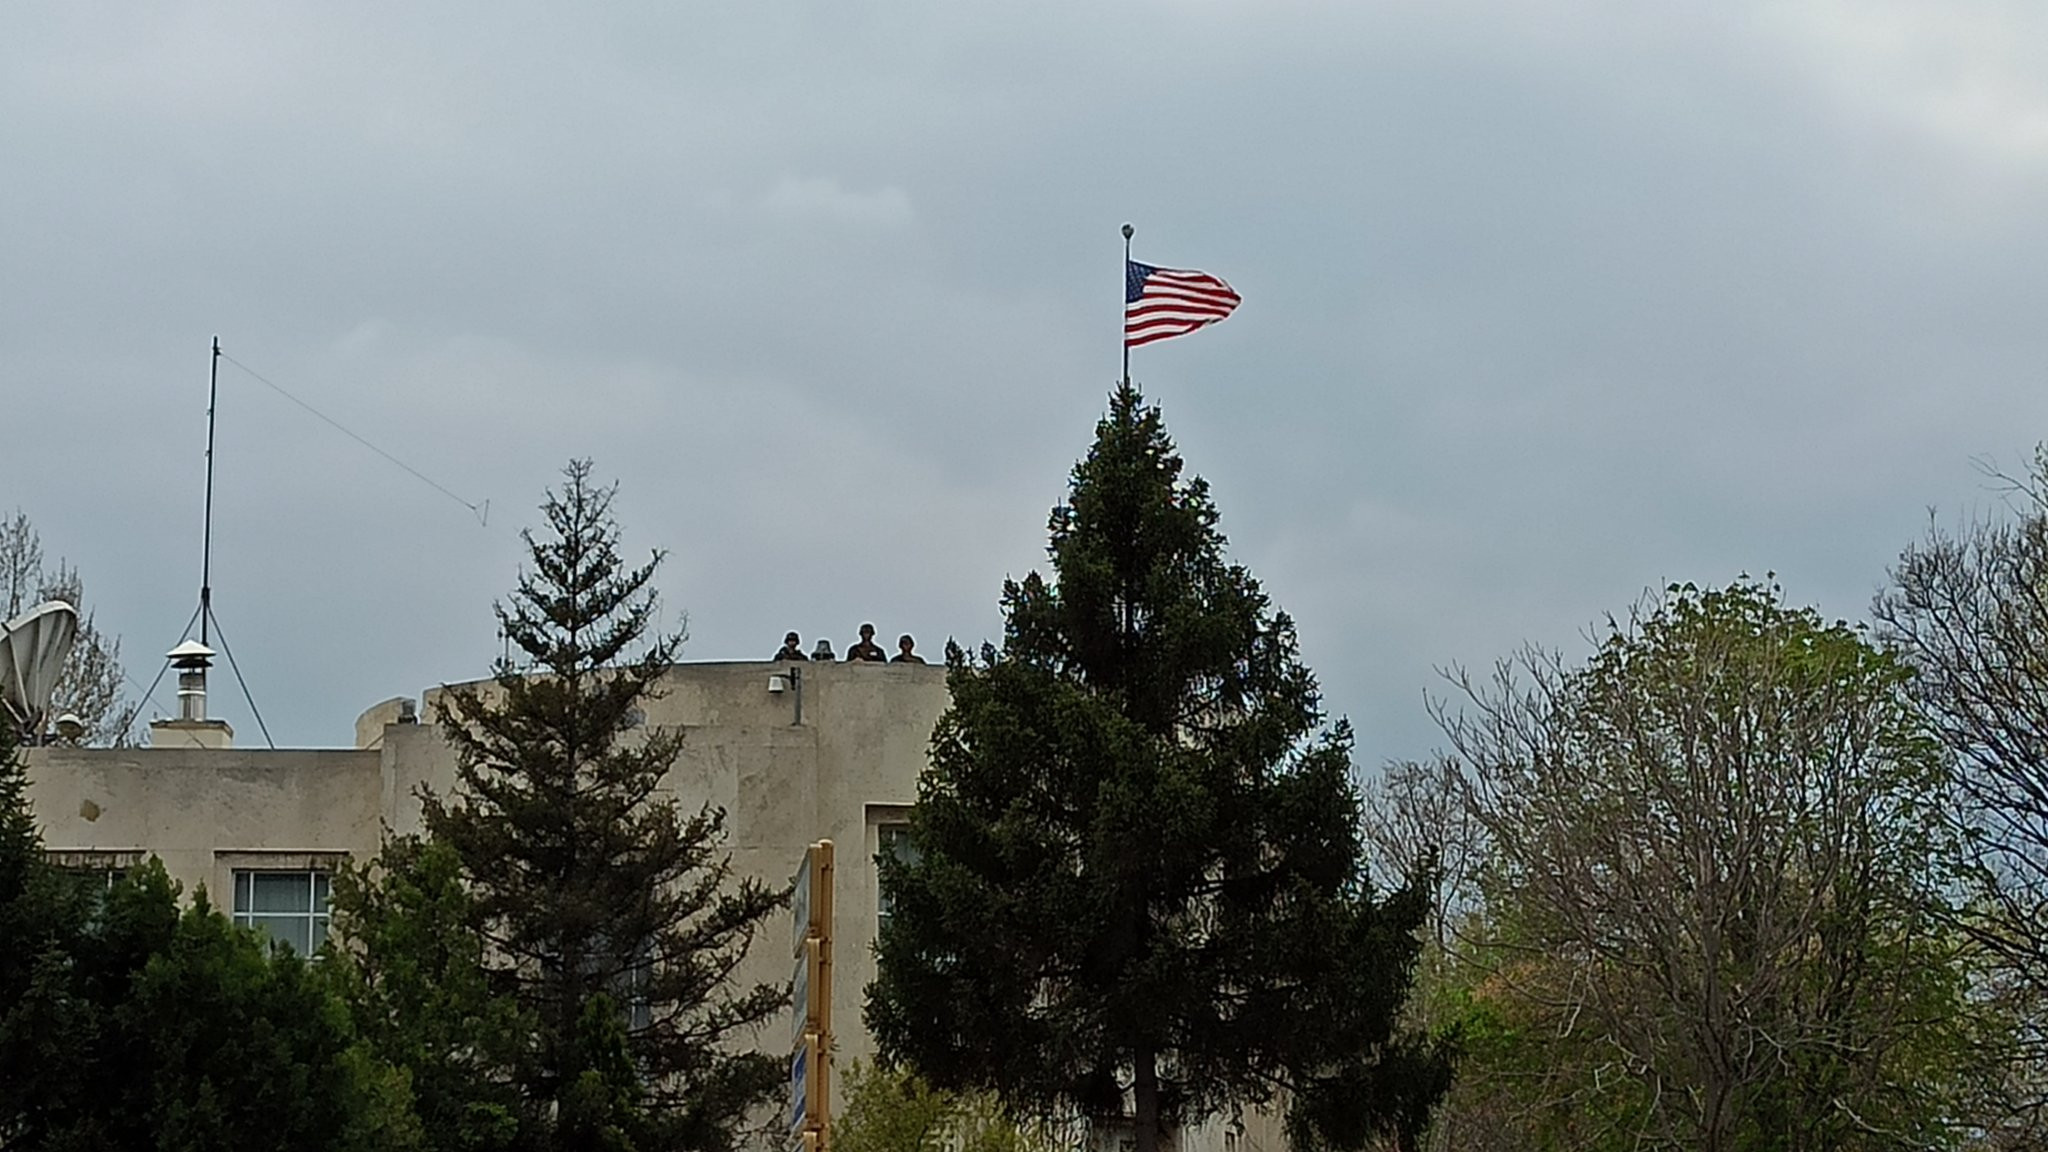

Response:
(845, 623), (888, 662)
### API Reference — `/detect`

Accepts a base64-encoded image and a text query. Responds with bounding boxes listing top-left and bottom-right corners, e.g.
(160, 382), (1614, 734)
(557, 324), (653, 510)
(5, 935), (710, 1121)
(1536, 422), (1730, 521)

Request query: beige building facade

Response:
(23, 657), (1280, 1152)
(28, 657), (944, 1072)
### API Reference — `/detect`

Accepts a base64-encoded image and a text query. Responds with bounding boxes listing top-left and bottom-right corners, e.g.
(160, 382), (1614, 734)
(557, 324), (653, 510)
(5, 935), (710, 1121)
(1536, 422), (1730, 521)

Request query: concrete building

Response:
(30, 658), (945, 1069)
(23, 655), (1281, 1152)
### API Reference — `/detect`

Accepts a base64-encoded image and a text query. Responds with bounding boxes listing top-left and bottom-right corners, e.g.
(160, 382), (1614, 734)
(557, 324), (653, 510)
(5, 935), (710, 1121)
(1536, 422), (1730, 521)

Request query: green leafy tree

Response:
(5, 694), (416, 1149)
(328, 835), (526, 1151)
(425, 460), (787, 1152)
(835, 1061), (1057, 1152)
(835, 1061), (960, 1152)
(0, 693), (49, 1000)
(0, 861), (179, 1151)
(3, 854), (417, 1152)
(0, 700), (87, 1145)
(867, 384), (1453, 1152)
(1875, 449), (2048, 1141)
(116, 883), (417, 1152)
(1441, 581), (1987, 1152)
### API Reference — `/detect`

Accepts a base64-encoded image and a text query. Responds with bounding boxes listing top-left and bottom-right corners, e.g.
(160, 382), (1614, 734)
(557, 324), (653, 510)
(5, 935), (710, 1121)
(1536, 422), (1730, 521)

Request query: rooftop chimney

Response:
(149, 639), (234, 749)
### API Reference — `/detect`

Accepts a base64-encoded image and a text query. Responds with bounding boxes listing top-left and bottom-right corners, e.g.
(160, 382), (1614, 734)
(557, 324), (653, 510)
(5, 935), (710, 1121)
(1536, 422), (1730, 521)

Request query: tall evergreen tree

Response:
(0, 684), (84, 1143)
(0, 692), (41, 983)
(425, 460), (787, 1152)
(328, 835), (527, 1152)
(5, 666), (415, 1150)
(867, 384), (1452, 1152)
(4, 852), (417, 1151)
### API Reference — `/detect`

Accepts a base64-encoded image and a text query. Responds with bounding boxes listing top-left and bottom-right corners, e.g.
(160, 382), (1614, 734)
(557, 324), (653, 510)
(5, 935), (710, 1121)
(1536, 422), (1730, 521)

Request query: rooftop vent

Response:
(150, 639), (233, 749)
(167, 639), (215, 722)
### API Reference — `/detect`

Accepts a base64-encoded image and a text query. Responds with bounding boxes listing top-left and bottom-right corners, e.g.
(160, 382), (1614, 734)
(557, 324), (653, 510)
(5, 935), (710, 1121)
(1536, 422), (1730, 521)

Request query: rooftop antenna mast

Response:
(149, 333), (273, 748)
(201, 335), (219, 646)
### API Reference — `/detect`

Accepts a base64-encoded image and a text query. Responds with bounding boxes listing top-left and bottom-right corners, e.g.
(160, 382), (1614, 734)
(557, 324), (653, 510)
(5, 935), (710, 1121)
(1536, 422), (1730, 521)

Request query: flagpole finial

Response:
(1121, 223), (1134, 240)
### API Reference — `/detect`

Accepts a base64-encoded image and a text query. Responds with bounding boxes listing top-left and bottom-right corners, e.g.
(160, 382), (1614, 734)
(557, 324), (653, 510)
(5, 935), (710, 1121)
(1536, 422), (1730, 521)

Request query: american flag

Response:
(1125, 260), (1241, 348)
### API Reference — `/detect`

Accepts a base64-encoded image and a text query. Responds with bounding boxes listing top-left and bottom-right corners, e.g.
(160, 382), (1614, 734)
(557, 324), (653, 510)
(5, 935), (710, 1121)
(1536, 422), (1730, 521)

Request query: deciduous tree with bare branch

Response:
(1440, 581), (1985, 1152)
(1875, 449), (2048, 1136)
(0, 510), (137, 746)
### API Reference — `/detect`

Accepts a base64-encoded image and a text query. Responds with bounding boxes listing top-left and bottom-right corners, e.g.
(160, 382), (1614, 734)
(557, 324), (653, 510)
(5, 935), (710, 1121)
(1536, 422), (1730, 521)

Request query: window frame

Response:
(873, 811), (918, 931)
(46, 849), (143, 892)
(229, 867), (335, 956)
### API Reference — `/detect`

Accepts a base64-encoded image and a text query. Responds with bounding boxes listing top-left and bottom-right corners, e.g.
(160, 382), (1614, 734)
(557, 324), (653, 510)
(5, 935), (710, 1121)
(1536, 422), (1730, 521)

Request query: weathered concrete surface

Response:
(27, 745), (379, 901)
(26, 659), (948, 1073)
(23, 658), (1290, 1151)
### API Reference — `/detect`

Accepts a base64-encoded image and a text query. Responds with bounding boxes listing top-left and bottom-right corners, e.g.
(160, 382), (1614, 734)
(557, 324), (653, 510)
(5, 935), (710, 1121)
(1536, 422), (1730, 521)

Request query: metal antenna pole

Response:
(1121, 223), (1134, 387)
(200, 335), (220, 645)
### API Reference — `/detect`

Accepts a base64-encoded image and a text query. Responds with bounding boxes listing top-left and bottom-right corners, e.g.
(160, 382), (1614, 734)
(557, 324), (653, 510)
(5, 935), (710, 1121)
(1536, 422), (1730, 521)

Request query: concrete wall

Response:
(28, 745), (381, 902)
(394, 659), (951, 1068)
(24, 658), (949, 1074)
(21, 659), (1286, 1152)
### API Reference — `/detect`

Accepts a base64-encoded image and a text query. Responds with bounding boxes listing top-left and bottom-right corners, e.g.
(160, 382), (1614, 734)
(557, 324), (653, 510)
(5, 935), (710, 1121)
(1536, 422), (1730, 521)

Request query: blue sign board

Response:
(788, 1041), (809, 1136)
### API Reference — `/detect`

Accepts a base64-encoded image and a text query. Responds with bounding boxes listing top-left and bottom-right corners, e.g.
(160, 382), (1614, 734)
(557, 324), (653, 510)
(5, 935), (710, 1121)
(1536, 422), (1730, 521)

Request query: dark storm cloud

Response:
(6, 2), (2048, 766)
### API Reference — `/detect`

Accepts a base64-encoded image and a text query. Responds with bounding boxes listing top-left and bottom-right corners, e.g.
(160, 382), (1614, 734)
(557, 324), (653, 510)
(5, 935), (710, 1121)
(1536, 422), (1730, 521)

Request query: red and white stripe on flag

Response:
(1124, 262), (1241, 348)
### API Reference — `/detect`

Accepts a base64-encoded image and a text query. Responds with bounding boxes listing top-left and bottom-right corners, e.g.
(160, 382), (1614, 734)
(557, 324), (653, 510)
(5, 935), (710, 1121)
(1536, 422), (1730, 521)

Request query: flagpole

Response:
(1121, 223), (1134, 388)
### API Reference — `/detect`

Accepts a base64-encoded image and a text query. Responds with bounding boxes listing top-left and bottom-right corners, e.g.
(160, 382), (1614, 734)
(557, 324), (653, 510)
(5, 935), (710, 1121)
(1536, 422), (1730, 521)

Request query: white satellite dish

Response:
(0, 600), (79, 741)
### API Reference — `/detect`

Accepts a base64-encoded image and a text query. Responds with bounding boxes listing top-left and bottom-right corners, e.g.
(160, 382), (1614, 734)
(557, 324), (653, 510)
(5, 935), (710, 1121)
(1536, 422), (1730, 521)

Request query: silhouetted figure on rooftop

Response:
(891, 635), (925, 664)
(846, 623), (888, 663)
(773, 632), (808, 661)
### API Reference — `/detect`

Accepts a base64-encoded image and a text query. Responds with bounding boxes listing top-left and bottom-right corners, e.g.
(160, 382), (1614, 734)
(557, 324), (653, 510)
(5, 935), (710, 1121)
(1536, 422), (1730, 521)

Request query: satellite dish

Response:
(0, 600), (79, 742)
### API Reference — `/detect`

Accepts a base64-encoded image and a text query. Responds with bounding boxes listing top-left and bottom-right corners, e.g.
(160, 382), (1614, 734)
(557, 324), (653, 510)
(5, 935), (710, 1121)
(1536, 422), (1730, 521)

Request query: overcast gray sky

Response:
(8, 2), (2048, 765)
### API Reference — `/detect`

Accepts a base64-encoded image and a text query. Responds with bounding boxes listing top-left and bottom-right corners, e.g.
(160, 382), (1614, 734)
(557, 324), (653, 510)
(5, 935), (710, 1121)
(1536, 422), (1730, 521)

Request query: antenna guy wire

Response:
(134, 603), (204, 726)
(218, 352), (490, 526)
(203, 607), (275, 749)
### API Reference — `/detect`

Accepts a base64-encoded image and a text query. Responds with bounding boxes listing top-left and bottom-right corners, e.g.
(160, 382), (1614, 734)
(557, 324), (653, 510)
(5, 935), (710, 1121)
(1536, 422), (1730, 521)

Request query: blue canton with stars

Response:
(1125, 260), (1158, 303)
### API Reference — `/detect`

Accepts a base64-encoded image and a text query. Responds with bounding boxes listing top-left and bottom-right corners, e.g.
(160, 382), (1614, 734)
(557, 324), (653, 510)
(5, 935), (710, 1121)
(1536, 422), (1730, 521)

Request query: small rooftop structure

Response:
(151, 639), (233, 749)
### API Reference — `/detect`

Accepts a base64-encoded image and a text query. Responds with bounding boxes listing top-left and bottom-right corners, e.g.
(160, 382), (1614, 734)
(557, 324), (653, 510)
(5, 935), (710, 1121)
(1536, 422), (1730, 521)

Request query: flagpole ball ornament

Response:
(1122, 223), (1134, 240)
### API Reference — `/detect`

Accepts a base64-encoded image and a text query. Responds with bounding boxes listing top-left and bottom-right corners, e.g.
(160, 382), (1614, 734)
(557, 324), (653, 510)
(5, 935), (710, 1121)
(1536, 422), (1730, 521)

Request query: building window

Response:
(46, 851), (141, 901)
(537, 934), (653, 1034)
(877, 821), (919, 929)
(52, 865), (127, 892)
(232, 870), (331, 955)
(621, 939), (653, 1034)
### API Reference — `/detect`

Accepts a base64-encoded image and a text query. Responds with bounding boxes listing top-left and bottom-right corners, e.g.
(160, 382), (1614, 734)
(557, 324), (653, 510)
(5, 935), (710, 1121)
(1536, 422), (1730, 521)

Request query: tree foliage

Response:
(423, 459), (787, 1152)
(1438, 580), (1986, 1152)
(1875, 448), (2048, 1134)
(0, 694), (81, 1134)
(0, 509), (137, 747)
(867, 384), (1451, 1152)
(328, 835), (526, 1152)
(834, 1060), (1058, 1152)
(0, 843), (415, 1151)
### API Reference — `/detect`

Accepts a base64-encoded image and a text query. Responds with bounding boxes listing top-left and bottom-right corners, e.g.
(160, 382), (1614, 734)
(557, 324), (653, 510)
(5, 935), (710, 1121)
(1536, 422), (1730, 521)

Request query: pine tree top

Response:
(421, 460), (786, 1151)
(871, 386), (1450, 1152)
(1004, 382), (1317, 743)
